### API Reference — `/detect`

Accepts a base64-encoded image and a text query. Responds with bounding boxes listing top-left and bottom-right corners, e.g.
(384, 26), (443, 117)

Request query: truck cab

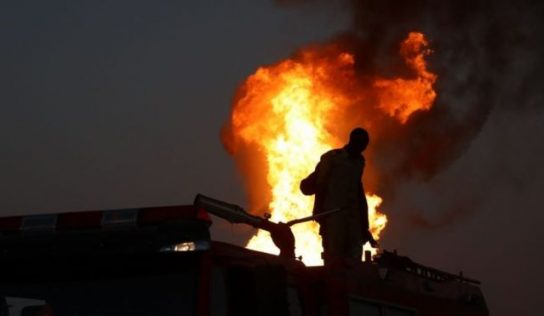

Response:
(0, 205), (488, 316)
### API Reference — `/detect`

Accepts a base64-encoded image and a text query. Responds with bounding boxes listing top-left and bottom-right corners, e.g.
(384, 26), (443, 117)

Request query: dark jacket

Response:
(309, 147), (369, 232)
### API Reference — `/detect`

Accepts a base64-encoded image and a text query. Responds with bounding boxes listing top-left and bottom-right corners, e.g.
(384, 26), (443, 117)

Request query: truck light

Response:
(160, 240), (210, 253)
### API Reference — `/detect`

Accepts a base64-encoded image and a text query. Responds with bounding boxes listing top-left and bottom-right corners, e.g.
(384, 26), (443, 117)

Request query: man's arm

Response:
(312, 151), (334, 213)
(315, 152), (333, 189)
(358, 181), (369, 229)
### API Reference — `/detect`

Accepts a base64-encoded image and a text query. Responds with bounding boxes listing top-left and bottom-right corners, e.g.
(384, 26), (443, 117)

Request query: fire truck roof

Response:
(0, 205), (212, 255)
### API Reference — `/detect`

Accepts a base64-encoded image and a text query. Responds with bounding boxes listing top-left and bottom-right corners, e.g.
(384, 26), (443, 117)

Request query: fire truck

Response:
(0, 195), (488, 316)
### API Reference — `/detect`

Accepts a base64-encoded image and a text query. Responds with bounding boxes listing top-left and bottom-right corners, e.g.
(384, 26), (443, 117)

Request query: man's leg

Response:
(321, 213), (347, 266)
(322, 216), (350, 314)
(347, 209), (364, 261)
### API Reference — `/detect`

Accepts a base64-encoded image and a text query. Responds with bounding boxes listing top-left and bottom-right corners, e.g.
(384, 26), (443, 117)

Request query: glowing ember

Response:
(224, 32), (436, 266)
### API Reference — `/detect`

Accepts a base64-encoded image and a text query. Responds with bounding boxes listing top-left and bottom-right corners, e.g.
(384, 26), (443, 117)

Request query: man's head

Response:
(347, 128), (369, 155)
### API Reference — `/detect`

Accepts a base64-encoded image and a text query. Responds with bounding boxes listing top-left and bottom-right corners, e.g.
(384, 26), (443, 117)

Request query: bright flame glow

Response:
(226, 32), (436, 265)
(374, 32), (437, 123)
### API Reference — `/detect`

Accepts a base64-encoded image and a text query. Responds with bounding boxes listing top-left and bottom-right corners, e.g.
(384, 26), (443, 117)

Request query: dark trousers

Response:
(319, 208), (363, 262)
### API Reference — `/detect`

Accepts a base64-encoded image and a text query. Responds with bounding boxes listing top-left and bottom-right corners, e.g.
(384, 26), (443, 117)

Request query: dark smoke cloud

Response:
(272, 0), (544, 228)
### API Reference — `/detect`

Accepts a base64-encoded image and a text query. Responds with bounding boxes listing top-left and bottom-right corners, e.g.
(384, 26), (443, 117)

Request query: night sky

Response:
(1, 1), (543, 315)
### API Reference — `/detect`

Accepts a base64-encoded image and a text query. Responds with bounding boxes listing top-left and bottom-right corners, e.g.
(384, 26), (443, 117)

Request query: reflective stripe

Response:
(101, 209), (139, 227)
(1, 205), (211, 234)
(21, 215), (58, 231)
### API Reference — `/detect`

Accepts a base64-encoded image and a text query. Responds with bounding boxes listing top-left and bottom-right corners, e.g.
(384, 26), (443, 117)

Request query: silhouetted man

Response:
(301, 128), (377, 265)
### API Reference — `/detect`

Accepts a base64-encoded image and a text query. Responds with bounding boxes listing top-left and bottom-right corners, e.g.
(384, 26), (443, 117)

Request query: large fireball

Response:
(223, 32), (436, 266)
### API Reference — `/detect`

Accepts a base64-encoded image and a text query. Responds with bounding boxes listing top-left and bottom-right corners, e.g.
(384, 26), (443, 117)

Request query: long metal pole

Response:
(286, 207), (346, 226)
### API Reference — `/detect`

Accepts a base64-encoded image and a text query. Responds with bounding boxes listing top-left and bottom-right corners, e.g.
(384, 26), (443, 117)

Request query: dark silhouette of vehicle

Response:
(0, 197), (488, 316)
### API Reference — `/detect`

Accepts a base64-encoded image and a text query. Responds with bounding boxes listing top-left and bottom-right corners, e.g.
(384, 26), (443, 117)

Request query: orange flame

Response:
(375, 32), (437, 123)
(225, 32), (436, 265)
